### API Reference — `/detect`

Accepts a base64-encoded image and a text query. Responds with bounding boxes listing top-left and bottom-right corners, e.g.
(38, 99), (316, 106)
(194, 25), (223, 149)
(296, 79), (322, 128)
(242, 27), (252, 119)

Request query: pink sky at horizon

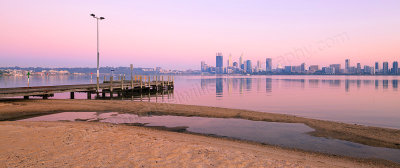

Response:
(0, 0), (399, 70)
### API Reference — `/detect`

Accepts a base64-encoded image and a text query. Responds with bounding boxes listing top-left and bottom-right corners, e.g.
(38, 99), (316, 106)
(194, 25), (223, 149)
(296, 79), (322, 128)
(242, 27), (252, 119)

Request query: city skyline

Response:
(201, 53), (399, 75)
(1, 1), (400, 70)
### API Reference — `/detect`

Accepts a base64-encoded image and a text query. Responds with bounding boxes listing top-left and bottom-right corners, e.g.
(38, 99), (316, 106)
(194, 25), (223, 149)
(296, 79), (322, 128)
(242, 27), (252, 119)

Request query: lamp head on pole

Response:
(100, 17), (105, 20)
(90, 14), (95, 18)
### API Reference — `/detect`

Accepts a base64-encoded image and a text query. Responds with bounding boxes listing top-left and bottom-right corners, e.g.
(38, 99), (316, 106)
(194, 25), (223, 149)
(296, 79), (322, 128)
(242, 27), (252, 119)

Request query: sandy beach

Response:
(0, 99), (399, 167)
(1, 99), (399, 149)
(0, 121), (395, 168)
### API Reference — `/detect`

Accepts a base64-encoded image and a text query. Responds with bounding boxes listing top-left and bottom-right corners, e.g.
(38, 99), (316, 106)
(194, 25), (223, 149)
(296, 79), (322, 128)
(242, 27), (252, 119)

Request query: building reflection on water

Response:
(198, 77), (399, 97)
(216, 78), (223, 97)
(266, 78), (272, 93)
(383, 80), (389, 89)
(246, 78), (252, 91)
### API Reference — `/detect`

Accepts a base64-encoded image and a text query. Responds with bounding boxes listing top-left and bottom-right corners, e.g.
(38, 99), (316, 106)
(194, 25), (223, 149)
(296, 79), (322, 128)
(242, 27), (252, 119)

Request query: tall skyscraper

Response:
(265, 58), (272, 72)
(383, 62), (389, 74)
(345, 59), (350, 73)
(246, 60), (252, 73)
(228, 54), (232, 67)
(393, 61), (398, 75)
(239, 54), (243, 70)
(256, 60), (261, 72)
(201, 61), (206, 72)
(357, 63), (361, 73)
(300, 63), (306, 72)
(216, 53), (223, 74)
(375, 62), (379, 73)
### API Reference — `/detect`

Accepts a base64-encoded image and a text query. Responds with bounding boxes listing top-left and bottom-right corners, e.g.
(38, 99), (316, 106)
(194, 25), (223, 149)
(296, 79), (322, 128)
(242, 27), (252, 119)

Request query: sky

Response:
(0, 0), (399, 70)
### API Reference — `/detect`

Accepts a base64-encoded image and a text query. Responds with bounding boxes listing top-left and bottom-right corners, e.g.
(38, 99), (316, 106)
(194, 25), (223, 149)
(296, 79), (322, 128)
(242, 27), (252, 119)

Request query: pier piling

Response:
(110, 76), (114, 96)
(121, 77), (124, 90)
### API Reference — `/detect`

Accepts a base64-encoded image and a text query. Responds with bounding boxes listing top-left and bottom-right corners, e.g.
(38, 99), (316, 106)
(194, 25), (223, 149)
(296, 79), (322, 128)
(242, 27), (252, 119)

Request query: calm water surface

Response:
(1, 75), (399, 128)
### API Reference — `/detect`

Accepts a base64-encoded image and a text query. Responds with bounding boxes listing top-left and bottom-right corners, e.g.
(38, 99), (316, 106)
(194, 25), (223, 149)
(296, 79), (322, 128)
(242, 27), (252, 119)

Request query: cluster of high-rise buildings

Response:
(201, 53), (273, 74)
(201, 53), (399, 75)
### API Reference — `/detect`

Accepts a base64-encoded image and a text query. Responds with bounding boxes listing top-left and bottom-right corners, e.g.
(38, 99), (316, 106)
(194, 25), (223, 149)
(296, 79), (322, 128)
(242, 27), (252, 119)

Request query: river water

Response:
(1, 75), (399, 129)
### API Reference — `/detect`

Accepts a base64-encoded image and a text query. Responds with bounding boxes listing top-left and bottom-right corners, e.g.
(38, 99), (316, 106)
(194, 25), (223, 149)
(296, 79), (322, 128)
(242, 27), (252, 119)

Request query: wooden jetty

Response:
(0, 75), (174, 99)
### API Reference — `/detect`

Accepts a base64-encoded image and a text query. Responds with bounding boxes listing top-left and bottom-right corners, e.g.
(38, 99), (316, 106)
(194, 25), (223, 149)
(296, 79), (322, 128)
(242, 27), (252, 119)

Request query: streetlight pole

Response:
(90, 13), (105, 93)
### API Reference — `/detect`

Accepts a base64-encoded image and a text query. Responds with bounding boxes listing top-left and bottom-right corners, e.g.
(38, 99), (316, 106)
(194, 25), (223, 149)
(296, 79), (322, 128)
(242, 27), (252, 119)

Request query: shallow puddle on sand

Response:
(20, 112), (400, 163)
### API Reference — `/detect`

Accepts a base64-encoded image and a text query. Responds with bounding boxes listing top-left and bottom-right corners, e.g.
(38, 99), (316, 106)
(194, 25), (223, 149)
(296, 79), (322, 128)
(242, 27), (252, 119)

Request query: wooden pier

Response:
(0, 75), (174, 99)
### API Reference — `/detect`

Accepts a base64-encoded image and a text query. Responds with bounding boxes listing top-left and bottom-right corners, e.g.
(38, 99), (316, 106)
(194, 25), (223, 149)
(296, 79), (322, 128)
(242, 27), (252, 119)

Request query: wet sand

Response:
(1, 99), (399, 149)
(0, 121), (396, 168)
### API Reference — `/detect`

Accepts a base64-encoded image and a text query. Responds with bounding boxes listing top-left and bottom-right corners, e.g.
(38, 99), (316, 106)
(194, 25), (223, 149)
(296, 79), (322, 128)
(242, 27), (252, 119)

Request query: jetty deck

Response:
(0, 75), (174, 99)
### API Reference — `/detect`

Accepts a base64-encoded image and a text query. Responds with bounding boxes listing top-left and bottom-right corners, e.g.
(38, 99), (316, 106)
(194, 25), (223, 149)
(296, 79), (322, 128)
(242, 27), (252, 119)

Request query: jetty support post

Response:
(70, 92), (75, 99)
(161, 76), (164, 88)
(148, 75), (150, 88)
(110, 76), (114, 97)
(140, 75), (143, 89)
(155, 76), (158, 91)
(130, 64), (134, 89)
(172, 76), (174, 88)
(121, 76), (124, 91)
(87, 92), (92, 99)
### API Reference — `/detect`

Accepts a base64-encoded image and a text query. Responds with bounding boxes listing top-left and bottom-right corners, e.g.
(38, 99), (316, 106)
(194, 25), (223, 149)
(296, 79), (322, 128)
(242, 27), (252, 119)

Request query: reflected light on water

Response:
(1, 75), (400, 129)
